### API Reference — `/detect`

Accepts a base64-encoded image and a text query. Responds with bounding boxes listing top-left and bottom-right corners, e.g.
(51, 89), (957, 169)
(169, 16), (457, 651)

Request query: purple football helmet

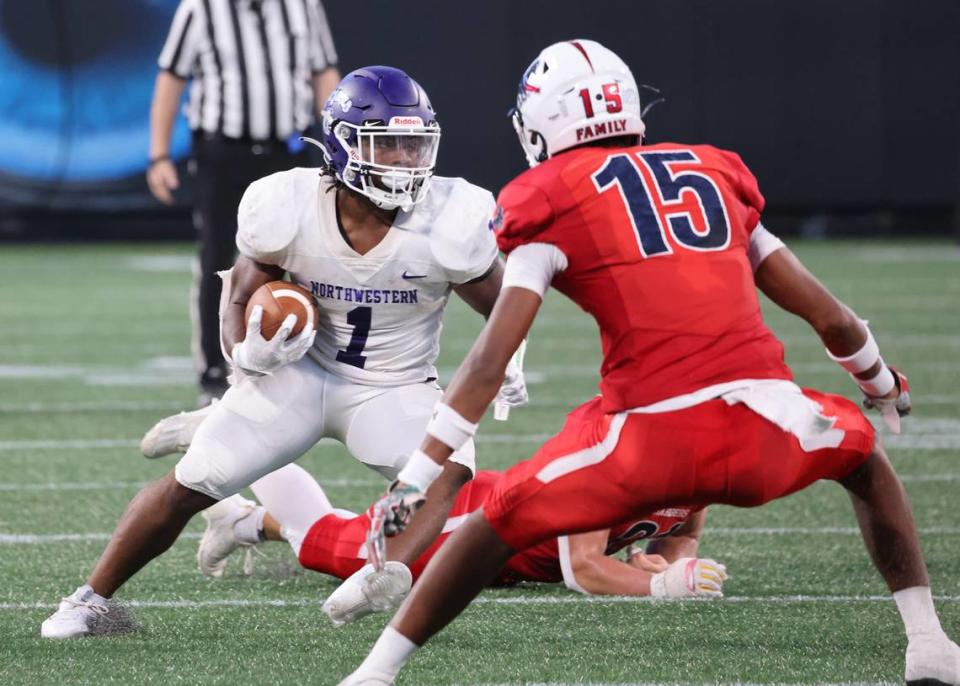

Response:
(307, 66), (440, 211)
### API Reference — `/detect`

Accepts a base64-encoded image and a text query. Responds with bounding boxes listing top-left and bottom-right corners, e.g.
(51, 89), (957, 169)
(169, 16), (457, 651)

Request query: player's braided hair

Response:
(317, 160), (344, 193)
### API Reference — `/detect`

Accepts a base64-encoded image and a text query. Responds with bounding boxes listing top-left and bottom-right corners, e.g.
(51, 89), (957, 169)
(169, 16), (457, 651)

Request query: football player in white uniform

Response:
(41, 66), (527, 638)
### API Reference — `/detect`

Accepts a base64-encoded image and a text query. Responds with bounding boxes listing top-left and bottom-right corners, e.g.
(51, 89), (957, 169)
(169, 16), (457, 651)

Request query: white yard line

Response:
(709, 527), (960, 535)
(0, 473), (956, 493)
(1, 594), (958, 611)
(2, 432), (959, 452)
(854, 246), (960, 263)
(484, 683), (897, 686)
(0, 532), (200, 543)
(0, 400), (186, 414)
(3, 526), (956, 545)
(0, 480), (148, 492)
(0, 477), (381, 492)
(899, 473), (960, 482)
(0, 439), (140, 450)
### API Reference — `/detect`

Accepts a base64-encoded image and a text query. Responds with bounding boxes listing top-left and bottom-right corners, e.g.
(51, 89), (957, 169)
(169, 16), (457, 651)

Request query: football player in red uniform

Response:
(199, 464), (725, 619)
(341, 40), (959, 686)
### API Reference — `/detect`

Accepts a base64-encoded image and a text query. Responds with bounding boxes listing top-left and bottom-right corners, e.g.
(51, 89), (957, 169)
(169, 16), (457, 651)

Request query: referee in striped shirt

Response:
(146, 0), (340, 405)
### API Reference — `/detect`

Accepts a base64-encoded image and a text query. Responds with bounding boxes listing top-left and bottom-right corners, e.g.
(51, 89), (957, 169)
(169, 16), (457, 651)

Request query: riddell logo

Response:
(576, 119), (627, 142)
(389, 116), (423, 127)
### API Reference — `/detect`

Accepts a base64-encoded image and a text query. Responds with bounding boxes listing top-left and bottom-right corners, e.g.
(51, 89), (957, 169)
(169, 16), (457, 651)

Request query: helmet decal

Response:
(567, 40), (595, 73)
(333, 89), (353, 113)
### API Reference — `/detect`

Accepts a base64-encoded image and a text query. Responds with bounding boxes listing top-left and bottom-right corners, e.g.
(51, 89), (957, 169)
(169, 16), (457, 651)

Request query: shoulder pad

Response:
(236, 169), (316, 263)
(493, 179), (555, 254)
(401, 176), (498, 283)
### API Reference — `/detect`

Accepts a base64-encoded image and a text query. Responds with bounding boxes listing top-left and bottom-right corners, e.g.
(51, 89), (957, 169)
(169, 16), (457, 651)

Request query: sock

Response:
(250, 464), (334, 533)
(894, 586), (944, 639)
(352, 627), (419, 681)
(77, 584), (108, 605)
(233, 506), (267, 545)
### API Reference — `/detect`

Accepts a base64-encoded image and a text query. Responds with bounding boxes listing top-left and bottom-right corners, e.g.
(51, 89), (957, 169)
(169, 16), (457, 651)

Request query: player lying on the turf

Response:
(41, 66), (528, 639)
(195, 465), (726, 617)
(339, 40), (960, 686)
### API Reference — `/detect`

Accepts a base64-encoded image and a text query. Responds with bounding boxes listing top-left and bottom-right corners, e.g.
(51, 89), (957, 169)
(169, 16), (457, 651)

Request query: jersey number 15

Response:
(592, 150), (731, 258)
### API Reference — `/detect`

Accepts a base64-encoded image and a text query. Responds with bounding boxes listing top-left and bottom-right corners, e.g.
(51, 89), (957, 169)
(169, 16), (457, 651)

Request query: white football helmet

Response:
(511, 39), (645, 167)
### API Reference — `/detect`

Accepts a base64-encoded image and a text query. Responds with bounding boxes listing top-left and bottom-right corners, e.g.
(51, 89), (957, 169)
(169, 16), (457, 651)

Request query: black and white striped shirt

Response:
(158, 0), (337, 141)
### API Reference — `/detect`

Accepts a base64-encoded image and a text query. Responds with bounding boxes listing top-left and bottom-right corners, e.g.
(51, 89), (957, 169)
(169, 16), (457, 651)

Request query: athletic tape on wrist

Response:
(397, 449), (444, 493)
(857, 363), (896, 398)
(229, 342), (251, 373)
(825, 322), (880, 374)
(425, 403), (478, 452)
(649, 572), (667, 599)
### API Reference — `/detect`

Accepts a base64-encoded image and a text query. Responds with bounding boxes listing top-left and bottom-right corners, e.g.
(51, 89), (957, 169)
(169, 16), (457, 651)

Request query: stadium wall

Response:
(0, 0), (957, 239)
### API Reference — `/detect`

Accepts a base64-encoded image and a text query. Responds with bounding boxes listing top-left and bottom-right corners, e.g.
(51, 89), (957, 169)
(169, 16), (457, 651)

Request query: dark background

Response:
(1, 0), (958, 238)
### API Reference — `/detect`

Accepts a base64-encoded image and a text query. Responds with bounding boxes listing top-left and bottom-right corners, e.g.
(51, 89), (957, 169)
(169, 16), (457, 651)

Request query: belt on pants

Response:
(192, 131), (290, 155)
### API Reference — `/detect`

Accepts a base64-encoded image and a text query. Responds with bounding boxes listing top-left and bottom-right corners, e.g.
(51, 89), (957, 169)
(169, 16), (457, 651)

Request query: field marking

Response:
(3, 526), (958, 545)
(4, 433), (960, 451)
(482, 683), (897, 686)
(709, 527), (960, 535)
(0, 477), (382, 492)
(899, 472), (960, 483)
(483, 684), (896, 686)
(854, 246), (960, 263)
(0, 400), (186, 414)
(0, 439), (140, 450)
(0, 533), (200, 544)
(0, 472), (955, 493)
(0, 357), (194, 387)
(2, 594), (959, 611)
(0, 480), (149, 492)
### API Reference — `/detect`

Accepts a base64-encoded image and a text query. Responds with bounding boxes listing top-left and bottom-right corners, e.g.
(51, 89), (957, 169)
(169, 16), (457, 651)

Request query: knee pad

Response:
(175, 438), (242, 501)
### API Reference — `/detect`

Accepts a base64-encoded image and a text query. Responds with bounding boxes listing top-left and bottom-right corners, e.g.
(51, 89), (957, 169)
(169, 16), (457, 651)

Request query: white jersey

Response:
(236, 169), (498, 386)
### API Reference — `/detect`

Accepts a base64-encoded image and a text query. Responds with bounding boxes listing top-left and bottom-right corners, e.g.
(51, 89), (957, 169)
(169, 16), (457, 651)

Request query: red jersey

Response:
(298, 469), (699, 586)
(494, 143), (792, 411)
(432, 470), (699, 585)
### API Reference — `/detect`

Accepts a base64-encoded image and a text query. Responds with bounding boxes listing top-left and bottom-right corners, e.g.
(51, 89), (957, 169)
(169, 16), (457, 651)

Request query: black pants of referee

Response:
(190, 133), (307, 402)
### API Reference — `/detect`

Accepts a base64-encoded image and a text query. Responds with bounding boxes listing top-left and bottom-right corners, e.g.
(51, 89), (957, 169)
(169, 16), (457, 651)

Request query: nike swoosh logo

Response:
(401, 271), (427, 280)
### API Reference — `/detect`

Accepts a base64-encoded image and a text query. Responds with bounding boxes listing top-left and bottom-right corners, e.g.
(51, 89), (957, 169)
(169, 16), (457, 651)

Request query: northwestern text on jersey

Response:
(310, 281), (420, 305)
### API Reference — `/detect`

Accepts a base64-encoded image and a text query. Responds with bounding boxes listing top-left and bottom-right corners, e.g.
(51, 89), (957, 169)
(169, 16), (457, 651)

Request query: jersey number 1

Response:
(592, 150), (730, 257)
(336, 306), (371, 369)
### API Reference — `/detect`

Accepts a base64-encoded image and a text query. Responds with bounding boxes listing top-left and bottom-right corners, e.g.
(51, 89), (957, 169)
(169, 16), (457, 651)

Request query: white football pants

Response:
(174, 354), (475, 500)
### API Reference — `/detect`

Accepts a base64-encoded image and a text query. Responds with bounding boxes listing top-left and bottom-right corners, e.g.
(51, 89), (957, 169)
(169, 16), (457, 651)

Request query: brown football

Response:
(245, 281), (319, 341)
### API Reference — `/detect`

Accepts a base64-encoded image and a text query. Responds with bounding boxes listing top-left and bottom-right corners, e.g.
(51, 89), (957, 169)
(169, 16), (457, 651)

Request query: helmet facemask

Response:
(333, 119), (440, 212)
(509, 106), (548, 168)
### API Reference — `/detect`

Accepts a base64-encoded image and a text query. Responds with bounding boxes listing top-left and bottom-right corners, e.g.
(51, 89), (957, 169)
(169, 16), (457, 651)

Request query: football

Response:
(245, 281), (319, 341)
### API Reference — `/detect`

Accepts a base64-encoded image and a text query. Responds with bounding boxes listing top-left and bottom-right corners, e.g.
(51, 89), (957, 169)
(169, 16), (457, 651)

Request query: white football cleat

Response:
(40, 585), (137, 639)
(140, 401), (216, 459)
(906, 633), (960, 685)
(322, 562), (412, 627)
(197, 495), (261, 577)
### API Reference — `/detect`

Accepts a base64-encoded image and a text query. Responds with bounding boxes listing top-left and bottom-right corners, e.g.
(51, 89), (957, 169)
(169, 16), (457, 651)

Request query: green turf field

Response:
(0, 240), (957, 685)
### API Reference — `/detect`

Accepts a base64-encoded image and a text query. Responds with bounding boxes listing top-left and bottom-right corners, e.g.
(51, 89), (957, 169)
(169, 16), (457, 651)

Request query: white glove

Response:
(322, 562), (412, 627)
(230, 305), (315, 376)
(862, 366), (911, 434)
(650, 558), (728, 599)
(496, 351), (529, 409)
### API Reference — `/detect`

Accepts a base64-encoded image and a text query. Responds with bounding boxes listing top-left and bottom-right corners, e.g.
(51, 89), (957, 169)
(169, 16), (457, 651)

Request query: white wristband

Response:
(649, 572), (667, 599)
(426, 403), (478, 452)
(396, 449), (444, 492)
(857, 364), (896, 398)
(826, 321), (880, 374)
(230, 342), (264, 377)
